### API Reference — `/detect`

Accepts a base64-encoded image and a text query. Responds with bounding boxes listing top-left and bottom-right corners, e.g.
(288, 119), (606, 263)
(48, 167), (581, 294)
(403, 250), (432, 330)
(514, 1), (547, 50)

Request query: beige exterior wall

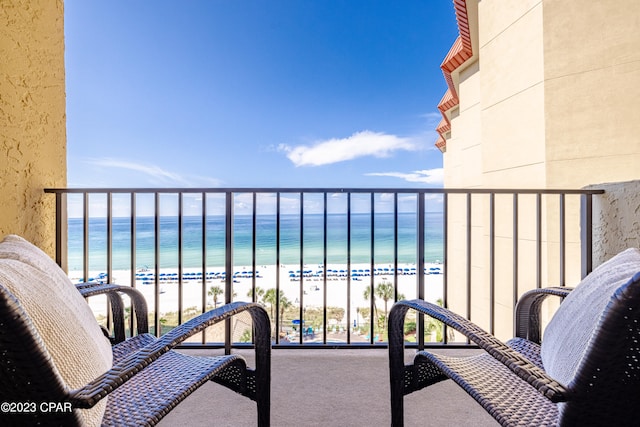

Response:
(0, 0), (66, 256)
(442, 0), (640, 340)
(543, 0), (640, 189)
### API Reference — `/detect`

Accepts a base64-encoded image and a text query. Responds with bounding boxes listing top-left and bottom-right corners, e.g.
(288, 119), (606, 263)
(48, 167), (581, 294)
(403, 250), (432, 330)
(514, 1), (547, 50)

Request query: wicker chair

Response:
(0, 235), (271, 427)
(389, 248), (640, 426)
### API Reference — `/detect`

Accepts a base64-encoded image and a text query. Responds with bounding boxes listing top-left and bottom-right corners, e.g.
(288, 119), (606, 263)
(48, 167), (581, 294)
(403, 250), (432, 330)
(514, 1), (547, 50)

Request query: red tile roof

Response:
(436, 117), (451, 134)
(436, 1), (473, 153)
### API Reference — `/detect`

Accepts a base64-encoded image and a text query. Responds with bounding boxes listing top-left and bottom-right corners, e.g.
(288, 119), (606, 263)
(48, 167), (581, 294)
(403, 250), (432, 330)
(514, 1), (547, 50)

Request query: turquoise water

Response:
(67, 212), (444, 272)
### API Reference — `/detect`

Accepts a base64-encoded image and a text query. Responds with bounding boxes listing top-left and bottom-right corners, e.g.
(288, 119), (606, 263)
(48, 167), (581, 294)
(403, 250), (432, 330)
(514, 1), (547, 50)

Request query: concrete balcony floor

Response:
(160, 348), (500, 427)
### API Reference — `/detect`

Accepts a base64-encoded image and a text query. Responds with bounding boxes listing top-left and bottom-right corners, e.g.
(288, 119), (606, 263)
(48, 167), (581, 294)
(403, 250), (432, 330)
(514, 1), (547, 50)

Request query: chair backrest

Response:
(540, 248), (640, 424)
(0, 235), (113, 427)
(0, 283), (82, 425)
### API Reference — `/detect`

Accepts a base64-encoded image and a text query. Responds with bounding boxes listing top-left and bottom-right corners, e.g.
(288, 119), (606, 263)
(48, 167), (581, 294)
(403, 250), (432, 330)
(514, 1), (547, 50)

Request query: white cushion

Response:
(0, 235), (112, 427)
(541, 247), (640, 387)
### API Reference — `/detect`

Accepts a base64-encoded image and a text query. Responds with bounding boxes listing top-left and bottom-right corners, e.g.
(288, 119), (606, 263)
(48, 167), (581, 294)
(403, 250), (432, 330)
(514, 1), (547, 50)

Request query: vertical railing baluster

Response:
(224, 191), (232, 354)
(83, 192), (89, 286)
(324, 192), (331, 345)
(275, 193), (281, 345)
(202, 194), (208, 332)
(107, 192), (113, 282)
(299, 192), (304, 345)
(536, 193), (542, 289)
(106, 192), (113, 334)
(559, 194), (566, 286)
(393, 193), (399, 303)
(442, 193), (449, 344)
(417, 193), (426, 350)
(130, 192), (137, 336)
(54, 191), (65, 267)
(466, 193), (472, 344)
(178, 193), (184, 326)
(512, 193), (519, 307)
(581, 194), (594, 278)
(251, 192), (257, 302)
(347, 192), (352, 346)
(154, 192), (160, 336)
(370, 193), (375, 344)
(489, 193), (495, 336)
(201, 192), (207, 344)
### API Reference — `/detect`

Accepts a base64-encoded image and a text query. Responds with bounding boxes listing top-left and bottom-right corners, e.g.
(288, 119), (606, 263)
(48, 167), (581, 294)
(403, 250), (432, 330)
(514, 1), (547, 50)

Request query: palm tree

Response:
(247, 286), (265, 303)
(425, 298), (454, 342)
(263, 288), (278, 320)
(363, 285), (379, 323)
(375, 280), (394, 325)
(262, 288), (290, 335)
(364, 280), (405, 339)
(208, 285), (224, 308)
(279, 295), (291, 332)
(379, 280), (406, 338)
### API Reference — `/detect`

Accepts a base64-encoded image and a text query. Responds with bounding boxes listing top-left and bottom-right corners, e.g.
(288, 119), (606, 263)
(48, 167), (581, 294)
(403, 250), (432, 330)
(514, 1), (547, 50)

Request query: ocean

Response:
(67, 212), (444, 272)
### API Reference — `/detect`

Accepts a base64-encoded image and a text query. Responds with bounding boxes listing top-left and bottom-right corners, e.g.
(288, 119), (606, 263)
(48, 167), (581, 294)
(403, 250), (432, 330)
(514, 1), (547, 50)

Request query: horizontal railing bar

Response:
(176, 342), (481, 350)
(44, 187), (605, 195)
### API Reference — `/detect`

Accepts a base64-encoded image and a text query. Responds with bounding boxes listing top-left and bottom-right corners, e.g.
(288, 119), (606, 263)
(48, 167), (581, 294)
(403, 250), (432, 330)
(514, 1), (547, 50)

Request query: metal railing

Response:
(45, 187), (604, 349)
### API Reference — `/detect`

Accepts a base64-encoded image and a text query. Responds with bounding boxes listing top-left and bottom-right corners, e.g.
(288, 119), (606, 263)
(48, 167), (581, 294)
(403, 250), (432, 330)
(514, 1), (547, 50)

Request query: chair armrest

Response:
(76, 283), (149, 343)
(68, 301), (271, 408)
(388, 299), (570, 403)
(514, 287), (573, 343)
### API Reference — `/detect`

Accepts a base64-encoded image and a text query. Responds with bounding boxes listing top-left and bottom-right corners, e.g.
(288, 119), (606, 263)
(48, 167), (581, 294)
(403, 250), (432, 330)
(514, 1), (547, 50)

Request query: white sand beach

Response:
(73, 262), (444, 320)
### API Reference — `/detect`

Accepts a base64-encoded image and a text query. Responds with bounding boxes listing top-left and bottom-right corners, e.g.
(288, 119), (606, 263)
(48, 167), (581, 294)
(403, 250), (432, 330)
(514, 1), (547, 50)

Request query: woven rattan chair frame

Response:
(0, 282), (271, 427)
(388, 272), (640, 427)
(76, 282), (150, 343)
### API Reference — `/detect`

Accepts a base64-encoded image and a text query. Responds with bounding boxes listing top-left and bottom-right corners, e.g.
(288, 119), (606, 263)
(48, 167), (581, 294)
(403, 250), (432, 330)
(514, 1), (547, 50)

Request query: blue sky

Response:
(65, 1), (458, 189)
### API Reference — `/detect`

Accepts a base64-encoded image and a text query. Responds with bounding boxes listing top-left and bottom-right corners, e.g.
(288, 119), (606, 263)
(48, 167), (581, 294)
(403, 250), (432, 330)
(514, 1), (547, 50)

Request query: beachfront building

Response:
(437, 0), (640, 339)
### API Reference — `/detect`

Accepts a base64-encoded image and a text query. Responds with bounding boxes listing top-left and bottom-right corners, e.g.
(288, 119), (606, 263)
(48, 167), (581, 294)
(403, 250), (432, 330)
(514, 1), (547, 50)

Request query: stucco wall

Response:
(0, 0), (66, 255)
(590, 180), (640, 267)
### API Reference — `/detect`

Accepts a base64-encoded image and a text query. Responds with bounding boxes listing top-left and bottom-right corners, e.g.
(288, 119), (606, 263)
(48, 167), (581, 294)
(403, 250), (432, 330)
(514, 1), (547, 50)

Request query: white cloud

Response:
(87, 158), (188, 185)
(365, 168), (444, 185)
(84, 158), (224, 187)
(279, 130), (418, 167)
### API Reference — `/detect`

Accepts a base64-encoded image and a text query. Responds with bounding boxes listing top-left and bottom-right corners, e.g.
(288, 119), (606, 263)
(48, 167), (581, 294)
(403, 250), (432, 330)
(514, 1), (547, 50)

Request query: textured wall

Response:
(0, 0), (66, 255)
(590, 181), (640, 267)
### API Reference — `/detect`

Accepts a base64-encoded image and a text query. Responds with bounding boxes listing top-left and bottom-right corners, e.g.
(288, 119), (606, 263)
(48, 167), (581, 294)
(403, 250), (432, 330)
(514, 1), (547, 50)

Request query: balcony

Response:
(45, 187), (602, 350)
(40, 186), (610, 425)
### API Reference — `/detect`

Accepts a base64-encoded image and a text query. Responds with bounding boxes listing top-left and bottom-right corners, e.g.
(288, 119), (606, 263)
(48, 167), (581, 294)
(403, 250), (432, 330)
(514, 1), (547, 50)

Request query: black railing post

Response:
(581, 193), (594, 278)
(559, 194), (566, 286)
(489, 192), (495, 335)
(154, 192), (161, 337)
(512, 193), (519, 307)
(417, 193), (425, 350)
(53, 191), (66, 269)
(225, 191), (233, 354)
(442, 193), (449, 344)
